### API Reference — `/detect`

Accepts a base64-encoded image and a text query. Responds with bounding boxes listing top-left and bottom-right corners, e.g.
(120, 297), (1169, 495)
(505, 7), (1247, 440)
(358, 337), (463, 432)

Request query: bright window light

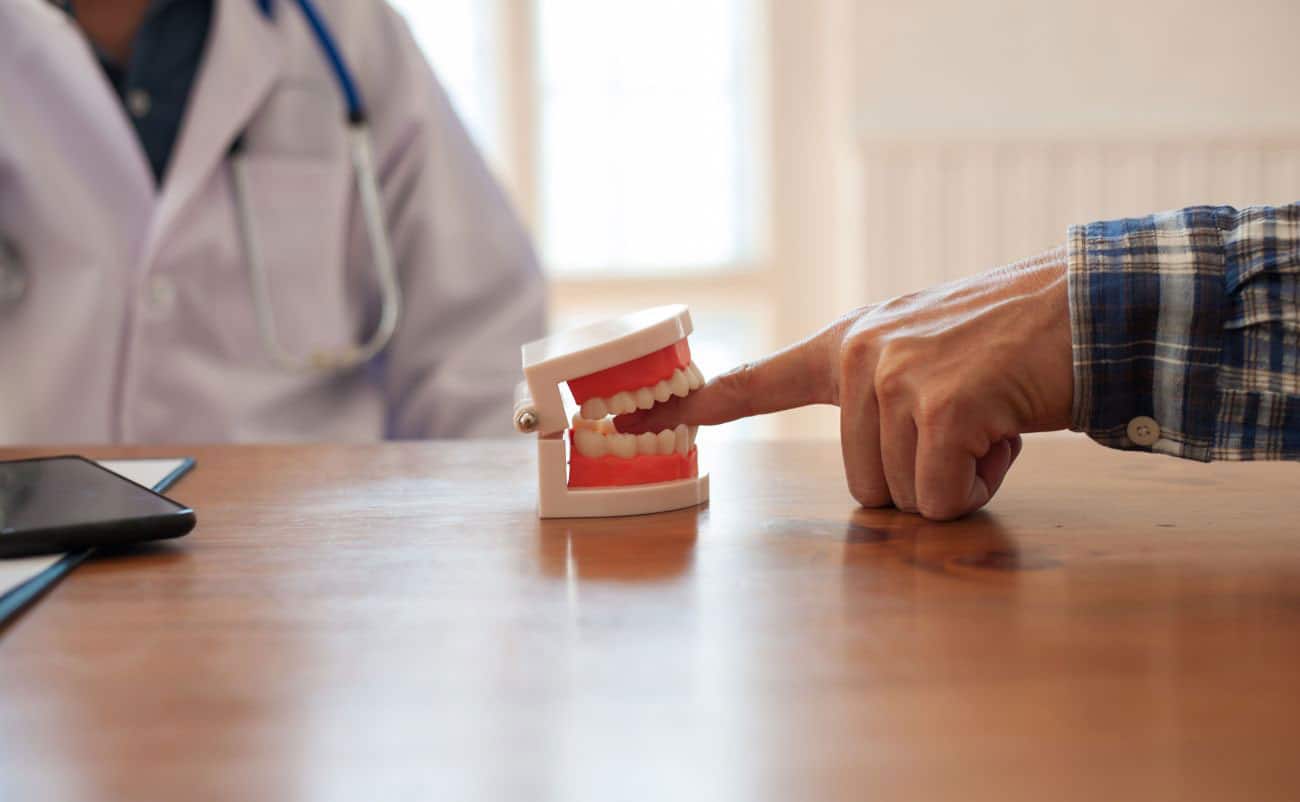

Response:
(538, 0), (762, 276)
(388, 0), (763, 278)
(388, 0), (504, 172)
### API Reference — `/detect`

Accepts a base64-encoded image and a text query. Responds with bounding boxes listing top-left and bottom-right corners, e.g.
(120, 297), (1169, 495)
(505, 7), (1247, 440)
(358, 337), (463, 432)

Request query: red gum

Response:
(567, 432), (699, 488)
(566, 340), (691, 405)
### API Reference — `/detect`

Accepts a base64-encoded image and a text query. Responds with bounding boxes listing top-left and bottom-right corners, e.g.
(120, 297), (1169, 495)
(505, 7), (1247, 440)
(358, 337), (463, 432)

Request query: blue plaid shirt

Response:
(1069, 203), (1300, 460)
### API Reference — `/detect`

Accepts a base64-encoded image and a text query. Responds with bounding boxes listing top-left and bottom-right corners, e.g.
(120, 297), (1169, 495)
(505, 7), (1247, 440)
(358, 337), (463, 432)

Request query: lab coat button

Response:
(127, 89), (152, 119)
(1126, 415), (1160, 447)
(148, 277), (176, 315)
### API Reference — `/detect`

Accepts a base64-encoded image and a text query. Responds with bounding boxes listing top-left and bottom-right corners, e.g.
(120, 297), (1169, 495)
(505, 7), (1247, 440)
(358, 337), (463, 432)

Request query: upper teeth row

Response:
(578, 362), (705, 420)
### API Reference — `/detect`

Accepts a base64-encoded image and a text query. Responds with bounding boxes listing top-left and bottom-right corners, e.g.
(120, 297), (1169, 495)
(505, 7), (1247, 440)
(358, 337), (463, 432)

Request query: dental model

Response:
(514, 305), (710, 518)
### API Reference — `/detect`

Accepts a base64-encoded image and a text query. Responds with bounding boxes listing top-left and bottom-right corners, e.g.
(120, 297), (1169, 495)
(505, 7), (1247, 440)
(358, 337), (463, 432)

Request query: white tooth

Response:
(656, 429), (676, 455)
(686, 363), (705, 390)
(580, 397), (608, 420)
(674, 424), (690, 455)
(609, 433), (638, 459)
(688, 425), (698, 450)
(572, 413), (598, 431)
(574, 428), (608, 457)
(636, 432), (658, 455)
(610, 391), (637, 415)
(652, 380), (673, 403)
(598, 418), (618, 435)
(669, 369), (690, 398)
(635, 387), (656, 410)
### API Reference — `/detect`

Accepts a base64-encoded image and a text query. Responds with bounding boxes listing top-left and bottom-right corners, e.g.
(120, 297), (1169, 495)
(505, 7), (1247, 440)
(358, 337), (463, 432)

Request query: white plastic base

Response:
(536, 435), (709, 518)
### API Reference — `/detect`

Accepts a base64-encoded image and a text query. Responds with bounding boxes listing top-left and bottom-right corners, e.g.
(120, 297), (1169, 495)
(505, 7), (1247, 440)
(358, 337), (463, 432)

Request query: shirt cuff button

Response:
(1126, 415), (1161, 447)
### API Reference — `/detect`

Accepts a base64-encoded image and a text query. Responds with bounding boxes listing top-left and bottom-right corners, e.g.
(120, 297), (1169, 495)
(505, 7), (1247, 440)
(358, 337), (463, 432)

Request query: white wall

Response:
(855, 0), (1300, 138)
(849, 0), (1300, 301)
(772, 0), (1300, 438)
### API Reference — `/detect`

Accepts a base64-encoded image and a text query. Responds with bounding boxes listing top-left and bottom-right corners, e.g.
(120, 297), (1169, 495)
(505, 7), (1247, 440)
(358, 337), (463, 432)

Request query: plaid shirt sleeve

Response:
(1068, 202), (1300, 461)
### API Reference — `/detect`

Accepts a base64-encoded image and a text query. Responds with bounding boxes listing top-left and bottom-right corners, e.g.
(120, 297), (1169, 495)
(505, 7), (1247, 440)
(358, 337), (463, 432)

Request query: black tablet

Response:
(0, 456), (195, 558)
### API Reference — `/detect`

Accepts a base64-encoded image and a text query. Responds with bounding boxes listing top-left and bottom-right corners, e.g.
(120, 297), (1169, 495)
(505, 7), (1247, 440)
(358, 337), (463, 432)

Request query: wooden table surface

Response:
(1, 435), (1297, 801)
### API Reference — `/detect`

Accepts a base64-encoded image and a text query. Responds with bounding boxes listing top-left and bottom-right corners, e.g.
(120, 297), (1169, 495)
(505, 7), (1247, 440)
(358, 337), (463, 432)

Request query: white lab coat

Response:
(0, 0), (545, 443)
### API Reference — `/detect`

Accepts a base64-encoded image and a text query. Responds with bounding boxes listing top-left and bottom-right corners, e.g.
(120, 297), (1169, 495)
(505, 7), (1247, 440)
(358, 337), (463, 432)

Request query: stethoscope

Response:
(0, 238), (24, 310)
(235, 0), (402, 372)
(3, 0), (403, 373)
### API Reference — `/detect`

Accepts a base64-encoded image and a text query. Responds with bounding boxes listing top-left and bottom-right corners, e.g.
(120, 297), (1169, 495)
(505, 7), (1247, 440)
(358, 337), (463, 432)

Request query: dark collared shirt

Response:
(70, 0), (214, 185)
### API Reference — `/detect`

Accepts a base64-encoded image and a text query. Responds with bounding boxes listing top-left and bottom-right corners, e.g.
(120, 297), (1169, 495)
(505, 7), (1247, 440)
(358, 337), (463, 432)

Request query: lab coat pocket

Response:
(239, 156), (357, 363)
(242, 80), (344, 160)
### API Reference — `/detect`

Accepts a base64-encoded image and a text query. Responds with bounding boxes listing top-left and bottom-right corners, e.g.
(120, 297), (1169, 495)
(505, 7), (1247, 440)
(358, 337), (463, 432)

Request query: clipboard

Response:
(0, 457), (195, 630)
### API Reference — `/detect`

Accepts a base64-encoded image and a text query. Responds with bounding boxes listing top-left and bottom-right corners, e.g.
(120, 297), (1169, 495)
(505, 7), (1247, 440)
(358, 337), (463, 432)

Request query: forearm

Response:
(1068, 203), (1300, 460)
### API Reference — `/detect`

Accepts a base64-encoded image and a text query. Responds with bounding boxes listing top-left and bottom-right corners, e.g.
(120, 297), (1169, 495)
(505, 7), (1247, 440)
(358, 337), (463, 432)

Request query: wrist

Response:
(1016, 248), (1073, 431)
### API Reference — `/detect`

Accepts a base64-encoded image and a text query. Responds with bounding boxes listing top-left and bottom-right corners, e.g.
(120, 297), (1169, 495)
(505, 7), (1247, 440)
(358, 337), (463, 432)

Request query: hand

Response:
(617, 247), (1075, 520)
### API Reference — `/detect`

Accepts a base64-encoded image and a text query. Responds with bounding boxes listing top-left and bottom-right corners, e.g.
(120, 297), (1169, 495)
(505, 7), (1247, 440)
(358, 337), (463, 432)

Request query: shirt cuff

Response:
(1066, 208), (1231, 461)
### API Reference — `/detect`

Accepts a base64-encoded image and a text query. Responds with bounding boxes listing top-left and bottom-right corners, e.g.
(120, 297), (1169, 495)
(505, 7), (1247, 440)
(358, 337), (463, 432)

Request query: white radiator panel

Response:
(862, 140), (1300, 301)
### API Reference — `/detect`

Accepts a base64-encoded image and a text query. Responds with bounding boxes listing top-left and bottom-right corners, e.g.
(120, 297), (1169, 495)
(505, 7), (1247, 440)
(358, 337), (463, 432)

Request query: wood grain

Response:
(1, 434), (1297, 801)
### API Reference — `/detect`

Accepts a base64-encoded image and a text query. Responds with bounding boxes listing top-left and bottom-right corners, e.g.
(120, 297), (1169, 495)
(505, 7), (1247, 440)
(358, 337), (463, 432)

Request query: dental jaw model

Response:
(515, 305), (710, 518)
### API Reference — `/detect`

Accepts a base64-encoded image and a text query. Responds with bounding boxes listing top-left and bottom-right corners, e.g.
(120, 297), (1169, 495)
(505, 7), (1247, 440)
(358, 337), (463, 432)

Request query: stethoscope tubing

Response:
(0, 238), (25, 310)
(229, 122), (402, 373)
(234, 0), (400, 372)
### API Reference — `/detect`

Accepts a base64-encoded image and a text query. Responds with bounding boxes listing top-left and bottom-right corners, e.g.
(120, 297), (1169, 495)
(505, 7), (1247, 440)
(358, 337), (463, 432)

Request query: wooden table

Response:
(1, 435), (1297, 801)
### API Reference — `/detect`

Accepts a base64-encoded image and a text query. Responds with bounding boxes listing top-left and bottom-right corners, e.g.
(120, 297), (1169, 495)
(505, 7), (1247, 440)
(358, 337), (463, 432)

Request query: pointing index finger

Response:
(615, 322), (845, 433)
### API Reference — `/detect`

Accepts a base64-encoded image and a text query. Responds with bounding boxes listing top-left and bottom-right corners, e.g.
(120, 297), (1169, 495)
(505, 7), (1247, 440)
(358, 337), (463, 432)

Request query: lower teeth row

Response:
(573, 423), (695, 458)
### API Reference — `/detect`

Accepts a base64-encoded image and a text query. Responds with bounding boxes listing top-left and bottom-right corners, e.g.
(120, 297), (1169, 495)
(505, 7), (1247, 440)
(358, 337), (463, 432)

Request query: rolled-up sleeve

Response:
(1068, 203), (1300, 461)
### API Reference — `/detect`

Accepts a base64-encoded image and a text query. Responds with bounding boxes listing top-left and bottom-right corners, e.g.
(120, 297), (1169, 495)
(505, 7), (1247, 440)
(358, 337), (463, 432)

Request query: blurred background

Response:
(390, 0), (1300, 440)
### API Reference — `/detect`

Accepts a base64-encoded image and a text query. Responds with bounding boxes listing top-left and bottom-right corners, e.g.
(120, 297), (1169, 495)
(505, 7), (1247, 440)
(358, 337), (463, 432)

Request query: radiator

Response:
(861, 139), (1300, 300)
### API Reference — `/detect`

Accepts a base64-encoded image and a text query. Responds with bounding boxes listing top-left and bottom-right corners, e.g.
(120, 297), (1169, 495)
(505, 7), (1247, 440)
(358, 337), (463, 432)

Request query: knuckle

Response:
(718, 363), (759, 416)
(873, 359), (909, 404)
(839, 332), (877, 379)
(719, 362), (754, 392)
(847, 479), (891, 509)
(836, 332), (881, 408)
(915, 392), (964, 434)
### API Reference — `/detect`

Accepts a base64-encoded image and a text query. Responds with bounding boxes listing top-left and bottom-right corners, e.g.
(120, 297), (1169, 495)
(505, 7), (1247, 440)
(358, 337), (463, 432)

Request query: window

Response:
(536, 0), (762, 275)
(390, 0), (777, 438)
(391, 0), (763, 275)
(392, 0), (505, 172)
